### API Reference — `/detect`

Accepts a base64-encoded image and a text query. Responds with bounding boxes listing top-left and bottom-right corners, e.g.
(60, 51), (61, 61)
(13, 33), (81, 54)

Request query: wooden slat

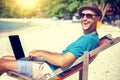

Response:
(7, 71), (32, 80)
(82, 51), (89, 80)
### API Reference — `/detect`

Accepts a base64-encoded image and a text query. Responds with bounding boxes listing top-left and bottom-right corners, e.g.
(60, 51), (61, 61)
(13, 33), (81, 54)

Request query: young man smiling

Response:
(0, 3), (102, 79)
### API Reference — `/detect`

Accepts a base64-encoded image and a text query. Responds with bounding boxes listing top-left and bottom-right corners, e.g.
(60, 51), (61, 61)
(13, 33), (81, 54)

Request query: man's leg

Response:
(0, 56), (18, 75)
(0, 56), (33, 77)
(32, 62), (52, 79)
(1, 55), (16, 60)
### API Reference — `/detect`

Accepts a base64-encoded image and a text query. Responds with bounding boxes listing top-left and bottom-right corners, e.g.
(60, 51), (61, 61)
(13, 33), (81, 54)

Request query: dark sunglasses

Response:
(79, 13), (99, 19)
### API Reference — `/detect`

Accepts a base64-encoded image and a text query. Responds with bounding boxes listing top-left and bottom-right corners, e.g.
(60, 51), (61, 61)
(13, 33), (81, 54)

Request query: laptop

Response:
(9, 35), (45, 62)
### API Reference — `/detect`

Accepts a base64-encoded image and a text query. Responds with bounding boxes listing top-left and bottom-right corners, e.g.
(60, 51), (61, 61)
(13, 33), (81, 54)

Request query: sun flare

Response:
(16, 0), (37, 9)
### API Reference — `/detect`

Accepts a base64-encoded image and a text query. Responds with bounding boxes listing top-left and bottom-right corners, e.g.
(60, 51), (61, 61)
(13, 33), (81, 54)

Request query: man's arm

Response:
(29, 50), (76, 67)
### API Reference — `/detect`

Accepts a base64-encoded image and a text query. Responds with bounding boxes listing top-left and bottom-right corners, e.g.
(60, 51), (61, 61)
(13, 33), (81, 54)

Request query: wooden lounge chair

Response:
(7, 34), (120, 80)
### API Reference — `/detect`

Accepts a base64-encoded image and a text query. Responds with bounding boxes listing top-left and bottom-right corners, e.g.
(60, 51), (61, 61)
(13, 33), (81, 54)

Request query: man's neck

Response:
(83, 30), (97, 34)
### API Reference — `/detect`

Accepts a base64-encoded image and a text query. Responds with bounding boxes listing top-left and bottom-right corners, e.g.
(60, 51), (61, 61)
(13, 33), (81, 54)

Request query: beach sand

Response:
(0, 18), (120, 80)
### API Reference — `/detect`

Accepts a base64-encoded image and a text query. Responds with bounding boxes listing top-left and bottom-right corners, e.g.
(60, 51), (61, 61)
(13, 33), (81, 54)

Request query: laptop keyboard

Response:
(18, 57), (45, 62)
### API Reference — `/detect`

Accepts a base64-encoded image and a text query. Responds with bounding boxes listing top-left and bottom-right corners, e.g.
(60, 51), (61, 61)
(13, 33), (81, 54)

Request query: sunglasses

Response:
(79, 13), (99, 19)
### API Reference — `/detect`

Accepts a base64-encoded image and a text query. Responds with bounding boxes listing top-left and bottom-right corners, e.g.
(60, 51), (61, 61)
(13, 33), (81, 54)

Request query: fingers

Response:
(28, 50), (36, 59)
(28, 50), (40, 60)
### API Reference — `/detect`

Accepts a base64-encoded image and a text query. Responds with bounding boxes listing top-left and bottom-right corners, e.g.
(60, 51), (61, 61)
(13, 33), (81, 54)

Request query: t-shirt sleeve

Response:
(68, 37), (94, 59)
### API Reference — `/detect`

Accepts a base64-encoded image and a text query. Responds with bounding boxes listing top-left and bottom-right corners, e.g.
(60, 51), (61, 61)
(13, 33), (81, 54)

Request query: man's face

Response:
(79, 9), (100, 32)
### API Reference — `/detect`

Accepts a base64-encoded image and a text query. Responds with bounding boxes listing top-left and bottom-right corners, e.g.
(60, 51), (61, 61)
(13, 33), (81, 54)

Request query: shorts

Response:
(17, 60), (52, 79)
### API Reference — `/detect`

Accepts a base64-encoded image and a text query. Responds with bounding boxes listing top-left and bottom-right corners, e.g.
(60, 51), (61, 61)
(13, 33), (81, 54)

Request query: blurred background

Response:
(0, 0), (120, 25)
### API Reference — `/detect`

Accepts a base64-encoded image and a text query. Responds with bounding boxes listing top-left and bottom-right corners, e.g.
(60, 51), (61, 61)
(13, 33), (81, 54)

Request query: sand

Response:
(0, 18), (120, 80)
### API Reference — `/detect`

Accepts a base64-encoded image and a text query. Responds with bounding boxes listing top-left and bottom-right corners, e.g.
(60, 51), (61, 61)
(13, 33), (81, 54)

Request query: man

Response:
(0, 3), (102, 79)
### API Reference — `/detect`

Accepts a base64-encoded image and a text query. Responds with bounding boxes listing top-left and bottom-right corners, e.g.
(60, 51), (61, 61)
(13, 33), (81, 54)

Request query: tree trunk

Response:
(96, 2), (110, 21)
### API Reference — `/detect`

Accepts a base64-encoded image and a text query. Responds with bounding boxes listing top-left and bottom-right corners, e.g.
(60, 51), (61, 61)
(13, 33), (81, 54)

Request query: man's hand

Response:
(28, 50), (41, 60)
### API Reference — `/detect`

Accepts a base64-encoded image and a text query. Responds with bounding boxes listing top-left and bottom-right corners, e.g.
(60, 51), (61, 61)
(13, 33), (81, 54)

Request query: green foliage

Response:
(0, 0), (120, 18)
(43, 0), (106, 17)
(44, 0), (66, 17)
(44, 0), (81, 17)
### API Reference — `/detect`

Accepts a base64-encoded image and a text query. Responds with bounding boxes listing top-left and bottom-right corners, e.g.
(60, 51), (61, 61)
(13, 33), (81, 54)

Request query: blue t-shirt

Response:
(48, 32), (99, 71)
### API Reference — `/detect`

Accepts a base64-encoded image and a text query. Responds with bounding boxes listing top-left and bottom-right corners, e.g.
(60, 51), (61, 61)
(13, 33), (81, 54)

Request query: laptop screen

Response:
(9, 35), (25, 60)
